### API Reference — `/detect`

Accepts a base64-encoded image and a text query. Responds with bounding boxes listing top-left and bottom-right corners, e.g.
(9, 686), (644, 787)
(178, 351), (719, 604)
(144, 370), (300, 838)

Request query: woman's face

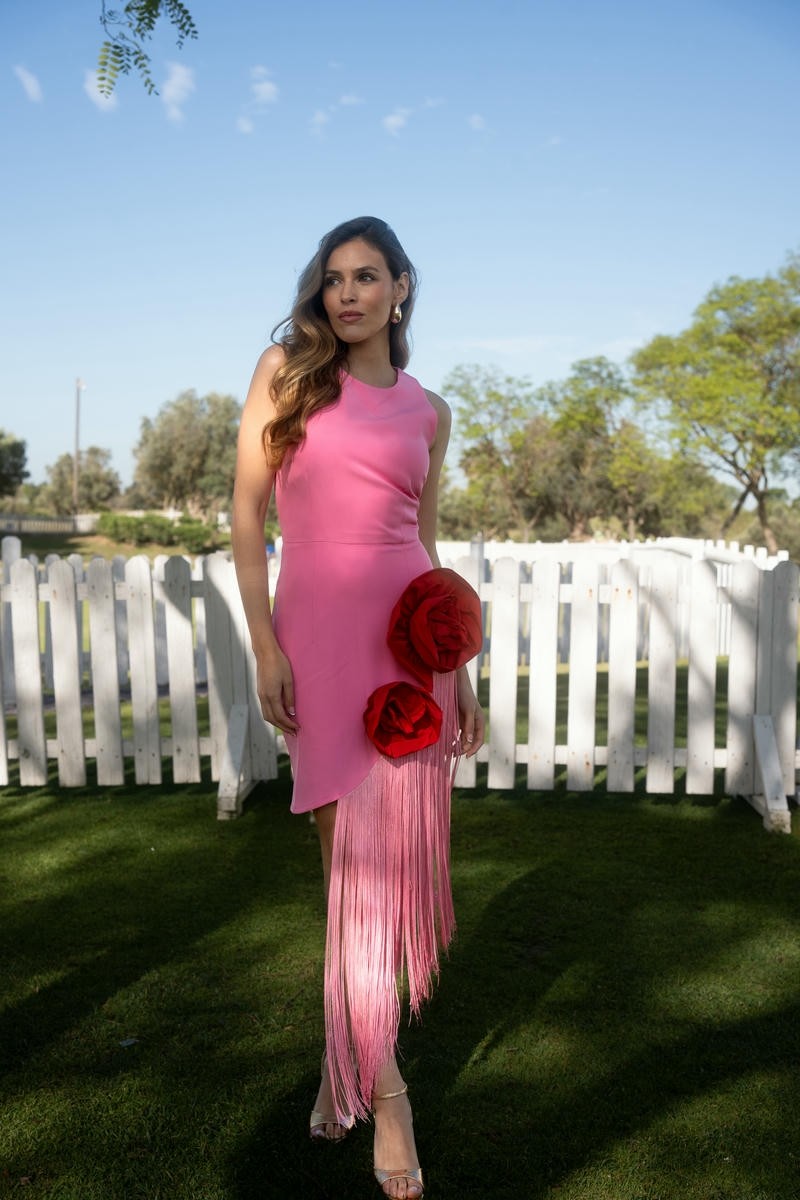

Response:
(321, 238), (408, 347)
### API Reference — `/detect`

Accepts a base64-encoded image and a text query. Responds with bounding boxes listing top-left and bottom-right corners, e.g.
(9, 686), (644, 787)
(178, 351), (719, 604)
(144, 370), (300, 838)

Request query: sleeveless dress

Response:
(272, 370), (459, 1120)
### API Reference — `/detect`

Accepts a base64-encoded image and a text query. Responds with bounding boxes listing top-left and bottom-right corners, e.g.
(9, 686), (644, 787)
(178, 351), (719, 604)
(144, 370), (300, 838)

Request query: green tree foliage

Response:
(440, 360), (732, 542)
(97, 0), (197, 95)
(0, 430), (28, 498)
(632, 254), (800, 555)
(537, 357), (630, 539)
(45, 447), (121, 515)
(133, 391), (241, 518)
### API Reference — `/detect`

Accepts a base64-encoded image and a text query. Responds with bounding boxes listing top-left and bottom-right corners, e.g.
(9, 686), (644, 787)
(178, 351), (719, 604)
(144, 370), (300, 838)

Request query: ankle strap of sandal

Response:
(373, 1083), (408, 1101)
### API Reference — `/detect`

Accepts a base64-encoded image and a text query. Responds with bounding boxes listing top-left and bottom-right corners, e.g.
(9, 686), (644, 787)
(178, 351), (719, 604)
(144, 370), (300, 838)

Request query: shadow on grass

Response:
(2, 783), (799, 1200)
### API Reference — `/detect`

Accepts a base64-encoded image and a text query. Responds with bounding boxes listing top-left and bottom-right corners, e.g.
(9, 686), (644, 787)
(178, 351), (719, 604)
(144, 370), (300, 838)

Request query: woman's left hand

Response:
(456, 669), (485, 757)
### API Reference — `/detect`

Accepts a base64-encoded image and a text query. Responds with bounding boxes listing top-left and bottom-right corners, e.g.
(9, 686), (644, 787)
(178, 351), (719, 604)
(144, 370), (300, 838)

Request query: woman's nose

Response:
(340, 277), (357, 302)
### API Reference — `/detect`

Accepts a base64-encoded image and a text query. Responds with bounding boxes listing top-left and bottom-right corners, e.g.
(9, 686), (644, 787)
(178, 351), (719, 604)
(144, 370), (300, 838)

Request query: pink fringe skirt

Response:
(323, 671), (459, 1122)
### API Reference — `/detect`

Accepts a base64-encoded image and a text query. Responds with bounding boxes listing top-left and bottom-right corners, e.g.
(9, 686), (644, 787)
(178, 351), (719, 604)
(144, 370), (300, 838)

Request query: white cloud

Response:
(382, 107), (411, 136)
(84, 69), (118, 112)
(236, 66), (278, 132)
(339, 93), (364, 106)
(13, 65), (42, 103)
(310, 109), (331, 135)
(250, 65), (278, 106)
(468, 113), (486, 131)
(161, 62), (195, 123)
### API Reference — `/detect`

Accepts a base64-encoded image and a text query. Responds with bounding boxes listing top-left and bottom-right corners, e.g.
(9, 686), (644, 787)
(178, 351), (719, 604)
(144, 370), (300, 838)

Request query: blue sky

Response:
(2, 0), (798, 487)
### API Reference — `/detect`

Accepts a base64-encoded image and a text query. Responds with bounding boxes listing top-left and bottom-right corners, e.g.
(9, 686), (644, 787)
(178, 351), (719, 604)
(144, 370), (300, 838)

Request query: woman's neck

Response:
(345, 341), (396, 388)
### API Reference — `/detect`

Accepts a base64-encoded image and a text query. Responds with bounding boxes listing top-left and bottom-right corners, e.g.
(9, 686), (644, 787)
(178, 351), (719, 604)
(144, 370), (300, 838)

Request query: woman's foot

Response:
(309, 1053), (353, 1142)
(373, 1083), (424, 1199)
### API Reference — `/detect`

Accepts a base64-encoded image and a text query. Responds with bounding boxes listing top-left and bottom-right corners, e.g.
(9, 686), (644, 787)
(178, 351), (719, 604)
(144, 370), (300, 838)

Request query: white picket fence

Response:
(1, 535), (797, 831)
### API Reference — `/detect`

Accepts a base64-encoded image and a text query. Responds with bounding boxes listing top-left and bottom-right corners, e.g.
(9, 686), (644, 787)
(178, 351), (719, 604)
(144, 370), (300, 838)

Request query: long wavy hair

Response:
(264, 216), (418, 468)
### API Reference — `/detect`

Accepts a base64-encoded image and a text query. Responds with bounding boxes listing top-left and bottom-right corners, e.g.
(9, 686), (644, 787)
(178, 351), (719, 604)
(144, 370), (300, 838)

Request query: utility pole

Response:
(73, 378), (85, 515)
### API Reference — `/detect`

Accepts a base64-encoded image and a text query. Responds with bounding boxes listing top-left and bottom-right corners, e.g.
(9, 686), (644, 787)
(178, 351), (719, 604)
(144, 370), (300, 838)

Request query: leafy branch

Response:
(97, 0), (197, 96)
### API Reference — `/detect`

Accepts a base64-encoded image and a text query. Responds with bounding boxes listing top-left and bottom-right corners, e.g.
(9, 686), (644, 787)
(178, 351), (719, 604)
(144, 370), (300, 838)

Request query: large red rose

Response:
(363, 681), (443, 759)
(387, 568), (483, 688)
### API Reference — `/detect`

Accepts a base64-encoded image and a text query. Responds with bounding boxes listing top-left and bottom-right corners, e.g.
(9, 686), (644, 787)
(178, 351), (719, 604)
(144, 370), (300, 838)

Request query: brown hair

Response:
(264, 217), (418, 467)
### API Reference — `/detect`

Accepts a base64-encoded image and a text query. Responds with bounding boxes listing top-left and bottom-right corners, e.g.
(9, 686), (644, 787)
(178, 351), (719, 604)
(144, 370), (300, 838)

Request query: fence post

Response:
(163, 555), (201, 783)
(528, 558), (560, 791)
(126, 555), (162, 784)
(487, 557), (519, 790)
(725, 560), (759, 797)
(48, 558), (87, 787)
(86, 557), (125, 785)
(8, 559), (47, 785)
(645, 559), (678, 794)
(607, 559), (638, 793)
(567, 559), (600, 791)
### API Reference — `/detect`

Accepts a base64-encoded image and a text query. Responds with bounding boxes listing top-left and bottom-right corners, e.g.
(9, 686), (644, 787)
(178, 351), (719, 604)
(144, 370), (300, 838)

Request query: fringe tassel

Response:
(324, 670), (459, 1123)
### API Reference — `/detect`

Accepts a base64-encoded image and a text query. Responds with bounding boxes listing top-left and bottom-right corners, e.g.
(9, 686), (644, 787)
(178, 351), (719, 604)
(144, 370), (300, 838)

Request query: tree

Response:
(97, 0), (197, 95)
(133, 390), (241, 518)
(632, 254), (800, 555)
(442, 364), (540, 538)
(45, 447), (121, 515)
(537, 357), (631, 539)
(0, 430), (28, 498)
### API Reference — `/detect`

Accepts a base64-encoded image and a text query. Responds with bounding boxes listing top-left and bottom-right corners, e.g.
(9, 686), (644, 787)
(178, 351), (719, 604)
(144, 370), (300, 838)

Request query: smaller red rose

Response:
(363, 680), (443, 759)
(387, 568), (483, 688)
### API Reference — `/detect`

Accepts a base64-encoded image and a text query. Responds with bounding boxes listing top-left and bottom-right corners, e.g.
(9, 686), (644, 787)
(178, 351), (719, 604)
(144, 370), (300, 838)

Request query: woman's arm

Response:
(231, 345), (299, 734)
(419, 390), (485, 758)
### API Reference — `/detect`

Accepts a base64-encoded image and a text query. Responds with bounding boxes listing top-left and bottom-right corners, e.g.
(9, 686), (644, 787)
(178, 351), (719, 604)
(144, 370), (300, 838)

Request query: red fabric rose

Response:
(363, 681), (443, 759)
(387, 568), (483, 688)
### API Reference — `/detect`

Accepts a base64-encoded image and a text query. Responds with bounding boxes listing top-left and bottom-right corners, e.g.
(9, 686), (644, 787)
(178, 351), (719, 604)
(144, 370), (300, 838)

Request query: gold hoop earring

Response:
(391, 304), (402, 325)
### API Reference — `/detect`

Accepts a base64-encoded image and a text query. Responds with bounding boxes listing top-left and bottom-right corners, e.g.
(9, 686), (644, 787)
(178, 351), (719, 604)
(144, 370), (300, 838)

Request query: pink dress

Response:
(272, 369), (459, 1120)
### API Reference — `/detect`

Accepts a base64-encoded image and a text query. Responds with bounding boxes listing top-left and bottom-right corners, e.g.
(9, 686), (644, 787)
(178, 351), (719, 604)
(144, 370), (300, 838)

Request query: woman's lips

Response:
(338, 312), (363, 323)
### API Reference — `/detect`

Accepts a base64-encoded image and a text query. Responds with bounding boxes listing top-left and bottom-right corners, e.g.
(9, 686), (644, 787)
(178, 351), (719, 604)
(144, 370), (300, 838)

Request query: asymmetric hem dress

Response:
(271, 369), (460, 1120)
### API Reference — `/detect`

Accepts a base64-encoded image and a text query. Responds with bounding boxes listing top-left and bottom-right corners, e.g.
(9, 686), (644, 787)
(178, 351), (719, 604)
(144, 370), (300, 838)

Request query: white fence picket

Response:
(528, 558), (560, 790)
(153, 555), (170, 687)
(48, 558), (87, 786)
(1, 535), (19, 708)
(765, 560), (799, 798)
(686, 559), (718, 795)
(607, 559), (638, 793)
(9, 559), (47, 785)
(646, 559), (678, 793)
(487, 557), (519, 789)
(86, 557), (125, 785)
(0, 539), (795, 832)
(0, 597), (7, 785)
(453, 555), (482, 789)
(162, 556), (201, 783)
(126, 555), (162, 784)
(112, 556), (129, 688)
(567, 559), (599, 791)
(725, 561), (760, 796)
(204, 552), (238, 783)
(192, 555), (208, 684)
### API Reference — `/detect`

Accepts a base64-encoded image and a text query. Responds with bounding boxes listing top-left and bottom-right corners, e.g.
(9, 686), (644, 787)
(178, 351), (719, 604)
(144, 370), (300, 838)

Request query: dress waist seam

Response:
(281, 537), (421, 548)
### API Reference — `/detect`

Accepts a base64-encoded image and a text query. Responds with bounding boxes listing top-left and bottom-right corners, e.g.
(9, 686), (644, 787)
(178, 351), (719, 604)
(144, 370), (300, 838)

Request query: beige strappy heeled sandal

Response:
(372, 1084), (424, 1199)
(309, 1052), (354, 1142)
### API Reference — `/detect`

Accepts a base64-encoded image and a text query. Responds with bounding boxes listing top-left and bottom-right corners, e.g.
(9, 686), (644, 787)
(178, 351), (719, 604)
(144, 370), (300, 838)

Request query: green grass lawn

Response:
(1, 770), (799, 1200)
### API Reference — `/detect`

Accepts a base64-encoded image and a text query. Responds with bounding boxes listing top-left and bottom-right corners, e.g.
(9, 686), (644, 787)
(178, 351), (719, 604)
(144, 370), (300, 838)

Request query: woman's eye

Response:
(323, 276), (339, 288)
(358, 272), (376, 282)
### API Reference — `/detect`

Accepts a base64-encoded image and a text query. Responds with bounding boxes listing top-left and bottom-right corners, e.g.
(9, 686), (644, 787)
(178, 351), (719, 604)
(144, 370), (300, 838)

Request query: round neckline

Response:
(344, 368), (401, 392)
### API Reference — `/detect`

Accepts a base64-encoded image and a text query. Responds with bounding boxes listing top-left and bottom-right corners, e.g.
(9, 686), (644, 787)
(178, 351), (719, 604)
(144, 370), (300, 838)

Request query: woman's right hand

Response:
(256, 645), (299, 735)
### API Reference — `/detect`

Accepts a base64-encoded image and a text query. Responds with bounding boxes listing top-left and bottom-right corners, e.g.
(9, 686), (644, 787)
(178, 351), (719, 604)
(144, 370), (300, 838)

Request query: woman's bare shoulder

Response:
(423, 388), (452, 430)
(254, 343), (287, 379)
(244, 344), (287, 416)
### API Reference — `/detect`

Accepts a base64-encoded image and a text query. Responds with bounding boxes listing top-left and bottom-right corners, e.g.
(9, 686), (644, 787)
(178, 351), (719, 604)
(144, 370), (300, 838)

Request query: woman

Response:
(232, 216), (485, 1199)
